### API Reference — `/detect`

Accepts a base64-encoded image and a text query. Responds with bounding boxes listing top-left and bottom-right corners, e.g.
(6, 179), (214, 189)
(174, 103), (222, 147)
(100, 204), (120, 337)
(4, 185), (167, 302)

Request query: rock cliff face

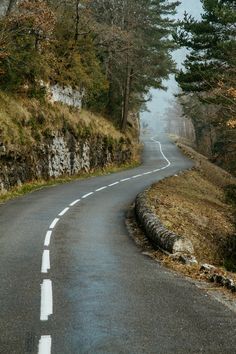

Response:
(0, 131), (132, 193)
(49, 85), (83, 109)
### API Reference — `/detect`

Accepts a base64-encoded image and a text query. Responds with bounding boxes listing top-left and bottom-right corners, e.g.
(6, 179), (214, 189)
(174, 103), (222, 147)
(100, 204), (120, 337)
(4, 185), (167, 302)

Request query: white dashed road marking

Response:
(49, 218), (59, 230)
(38, 336), (52, 354)
(120, 178), (131, 182)
(41, 250), (50, 274)
(109, 182), (120, 187)
(70, 199), (80, 207)
(58, 207), (70, 217)
(38, 137), (171, 353)
(44, 231), (52, 247)
(132, 174), (142, 179)
(82, 192), (94, 199)
(95, 186), (107, 192)
(40, 279), (53, 321)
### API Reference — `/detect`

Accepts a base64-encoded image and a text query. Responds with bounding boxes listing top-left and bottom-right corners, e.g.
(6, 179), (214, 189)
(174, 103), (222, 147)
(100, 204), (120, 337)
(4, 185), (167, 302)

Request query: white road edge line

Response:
(49, 218), (59, 230)
(82, 192), (94, 199)
(58, 207), (70, 217)
(44, 231), (52, 247)
(40, 279), (53, 321)
(41, 250), (50, 274)
(38, 335), (52, 354)
(70, 199), (80, 207)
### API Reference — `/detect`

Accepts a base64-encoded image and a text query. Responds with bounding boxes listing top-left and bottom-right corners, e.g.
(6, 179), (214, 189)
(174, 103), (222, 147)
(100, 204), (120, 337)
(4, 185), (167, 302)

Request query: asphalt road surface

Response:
(1, 132), (236, 354)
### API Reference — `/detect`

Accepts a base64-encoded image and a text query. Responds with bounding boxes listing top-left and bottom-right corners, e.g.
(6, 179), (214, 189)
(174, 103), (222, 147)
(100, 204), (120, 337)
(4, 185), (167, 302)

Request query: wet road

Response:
(1, 133), (236, 353)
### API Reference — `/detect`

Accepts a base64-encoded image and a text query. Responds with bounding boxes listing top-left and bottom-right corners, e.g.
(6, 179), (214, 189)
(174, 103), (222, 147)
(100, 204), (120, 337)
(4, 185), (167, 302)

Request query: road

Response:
(0, 133), (236, 354)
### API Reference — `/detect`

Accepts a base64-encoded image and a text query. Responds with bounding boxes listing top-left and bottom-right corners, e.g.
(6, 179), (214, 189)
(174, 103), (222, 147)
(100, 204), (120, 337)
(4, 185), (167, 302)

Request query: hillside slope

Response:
(147, 144), (236, 271)
(0, 92), (139, 195)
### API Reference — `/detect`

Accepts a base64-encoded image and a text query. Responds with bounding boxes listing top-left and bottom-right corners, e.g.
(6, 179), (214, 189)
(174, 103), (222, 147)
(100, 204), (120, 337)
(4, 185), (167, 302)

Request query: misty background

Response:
(141, 0), (203, 134)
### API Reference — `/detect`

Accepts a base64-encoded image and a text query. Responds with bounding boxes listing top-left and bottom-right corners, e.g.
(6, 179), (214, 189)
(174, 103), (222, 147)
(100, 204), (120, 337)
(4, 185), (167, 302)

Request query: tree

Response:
(89, 0), (180, 130)
(0, 0), (181, 135)
(175, 0), (236, 173)
(164, 97), (196, 141)
(0, 0), (55, 94)
(48, 0), (108, 104)
(6, 0), (17, 15)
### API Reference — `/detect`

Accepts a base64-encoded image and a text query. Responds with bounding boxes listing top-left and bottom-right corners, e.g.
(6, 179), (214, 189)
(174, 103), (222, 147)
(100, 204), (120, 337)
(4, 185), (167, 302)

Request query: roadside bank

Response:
(133, 141), (236, 292)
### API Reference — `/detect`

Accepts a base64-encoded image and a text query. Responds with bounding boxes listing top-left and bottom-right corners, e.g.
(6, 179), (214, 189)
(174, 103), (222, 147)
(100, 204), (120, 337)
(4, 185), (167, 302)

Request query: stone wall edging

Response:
(135, 190), (194, 255)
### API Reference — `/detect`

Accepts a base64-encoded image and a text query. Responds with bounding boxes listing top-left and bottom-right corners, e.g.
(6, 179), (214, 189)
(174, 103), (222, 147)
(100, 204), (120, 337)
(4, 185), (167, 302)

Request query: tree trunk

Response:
(121, 64), (132, 132)
(74, 0), (80, 41)
(6, 0), (16, 16)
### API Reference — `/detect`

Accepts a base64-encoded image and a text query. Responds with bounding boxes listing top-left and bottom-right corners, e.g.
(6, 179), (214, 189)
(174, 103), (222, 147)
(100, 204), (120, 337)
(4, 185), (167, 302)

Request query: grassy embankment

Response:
(0, 92), (140, 204)
(147, 140), (236, 277)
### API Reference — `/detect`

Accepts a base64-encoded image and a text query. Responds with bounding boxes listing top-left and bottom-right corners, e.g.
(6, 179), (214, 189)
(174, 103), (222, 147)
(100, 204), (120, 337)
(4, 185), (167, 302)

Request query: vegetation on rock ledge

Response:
(0, 0), (180, 131)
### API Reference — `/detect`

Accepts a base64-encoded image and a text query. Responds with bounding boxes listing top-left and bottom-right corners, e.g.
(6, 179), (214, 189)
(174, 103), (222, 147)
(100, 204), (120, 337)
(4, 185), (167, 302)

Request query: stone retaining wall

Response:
(0, 131), (133, 193)
(135, 191), (194, 255)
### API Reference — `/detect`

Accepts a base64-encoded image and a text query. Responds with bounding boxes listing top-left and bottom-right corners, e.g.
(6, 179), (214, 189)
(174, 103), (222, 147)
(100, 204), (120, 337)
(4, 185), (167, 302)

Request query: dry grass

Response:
(152, 249), (236, 287)
(0, 92), (136, 149)
(0, 92), (33, 148)
(0, 91), (141, 203)
(147, 146), (236, 267)
(127, 205), (236, 296)
(177, 143), (235, 188)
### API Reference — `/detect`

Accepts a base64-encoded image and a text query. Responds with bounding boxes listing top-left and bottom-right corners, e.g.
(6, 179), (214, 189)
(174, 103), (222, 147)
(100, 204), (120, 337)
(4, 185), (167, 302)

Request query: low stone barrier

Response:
(135, 191), (194, 255)
(200, 264), (236, 293)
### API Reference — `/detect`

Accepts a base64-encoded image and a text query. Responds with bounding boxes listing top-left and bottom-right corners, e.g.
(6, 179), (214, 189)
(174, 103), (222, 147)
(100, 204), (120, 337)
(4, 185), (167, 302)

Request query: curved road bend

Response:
(0, 133), (236, 354)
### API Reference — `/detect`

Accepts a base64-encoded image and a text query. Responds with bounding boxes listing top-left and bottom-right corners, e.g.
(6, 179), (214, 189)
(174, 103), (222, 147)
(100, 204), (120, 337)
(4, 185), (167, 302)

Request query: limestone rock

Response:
(200, 264), (216, 273)
(0, 130), (133, 192)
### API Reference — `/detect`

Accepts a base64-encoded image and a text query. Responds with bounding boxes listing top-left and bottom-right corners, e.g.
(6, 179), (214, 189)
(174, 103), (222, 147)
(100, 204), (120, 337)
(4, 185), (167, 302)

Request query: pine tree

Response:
(175, 0), (236, 173)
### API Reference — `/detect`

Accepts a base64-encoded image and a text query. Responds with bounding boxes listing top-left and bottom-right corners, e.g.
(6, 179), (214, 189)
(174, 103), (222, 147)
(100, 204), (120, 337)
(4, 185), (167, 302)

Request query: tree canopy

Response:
(175, 0), (236, 173)
(0, 0), (180, 130)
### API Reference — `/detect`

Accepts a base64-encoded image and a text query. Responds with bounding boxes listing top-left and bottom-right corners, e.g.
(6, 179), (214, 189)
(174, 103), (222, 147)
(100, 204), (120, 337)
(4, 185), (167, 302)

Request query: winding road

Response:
(1, 133), (236, 354)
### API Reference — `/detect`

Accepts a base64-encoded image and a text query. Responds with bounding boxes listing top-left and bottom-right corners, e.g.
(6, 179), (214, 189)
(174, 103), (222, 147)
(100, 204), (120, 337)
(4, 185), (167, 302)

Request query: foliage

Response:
(89, 0), (180, 129)
(0, 0), (180, 130)
(49, 1), (108, 97)
(0, 0), (55, 95)
(175, 0), (236, 174)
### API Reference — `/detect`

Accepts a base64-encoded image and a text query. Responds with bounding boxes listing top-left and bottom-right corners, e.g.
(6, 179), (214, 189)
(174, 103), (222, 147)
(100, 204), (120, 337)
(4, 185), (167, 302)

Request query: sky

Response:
(141, 0), (203, 133)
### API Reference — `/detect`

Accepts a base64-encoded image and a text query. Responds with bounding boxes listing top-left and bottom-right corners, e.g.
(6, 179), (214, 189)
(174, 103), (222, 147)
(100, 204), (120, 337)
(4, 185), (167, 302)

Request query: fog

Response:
(141, 0), (203, 133)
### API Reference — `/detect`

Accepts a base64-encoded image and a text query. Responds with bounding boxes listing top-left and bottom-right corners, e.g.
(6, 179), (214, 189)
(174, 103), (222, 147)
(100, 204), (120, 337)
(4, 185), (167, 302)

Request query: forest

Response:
(0, 0), (179, 131)
(0, 0), (235, 175)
